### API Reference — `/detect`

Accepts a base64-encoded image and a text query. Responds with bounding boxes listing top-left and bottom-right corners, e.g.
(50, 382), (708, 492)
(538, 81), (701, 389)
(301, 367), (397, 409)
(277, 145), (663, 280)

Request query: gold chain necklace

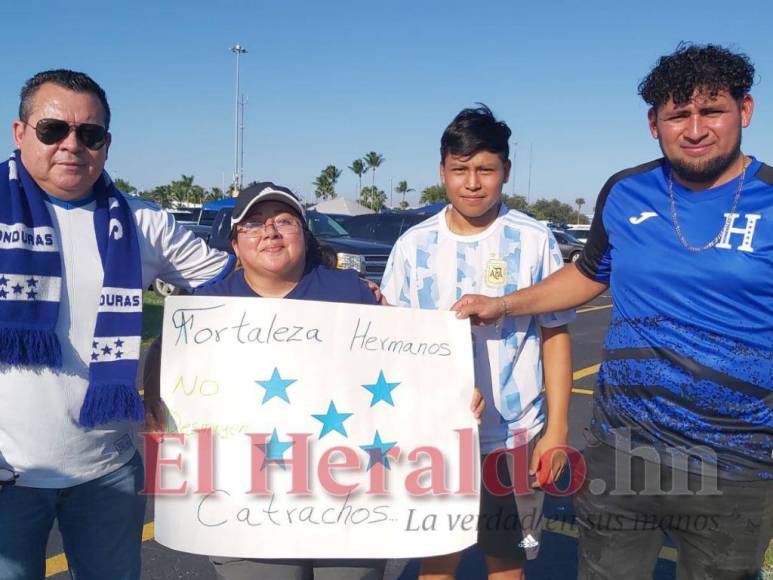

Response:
(668, 157), (747, 253)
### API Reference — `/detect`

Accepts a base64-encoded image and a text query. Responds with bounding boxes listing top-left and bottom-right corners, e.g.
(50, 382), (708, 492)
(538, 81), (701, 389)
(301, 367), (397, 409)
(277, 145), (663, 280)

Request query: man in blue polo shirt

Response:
(452, 43), (772, 578)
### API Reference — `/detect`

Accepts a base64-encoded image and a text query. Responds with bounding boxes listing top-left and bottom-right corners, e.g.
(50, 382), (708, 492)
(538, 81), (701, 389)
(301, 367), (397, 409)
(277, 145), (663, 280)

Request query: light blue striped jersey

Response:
(381, 205), (574, 452)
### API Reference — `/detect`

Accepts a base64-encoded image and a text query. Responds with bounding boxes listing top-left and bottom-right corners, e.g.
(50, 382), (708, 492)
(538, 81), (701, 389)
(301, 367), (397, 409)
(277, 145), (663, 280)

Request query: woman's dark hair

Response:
(440, 104), (511, 164)
(303, 228), (337, 269)
(20, 69), (111, 128)
(638, 43), (754, 109)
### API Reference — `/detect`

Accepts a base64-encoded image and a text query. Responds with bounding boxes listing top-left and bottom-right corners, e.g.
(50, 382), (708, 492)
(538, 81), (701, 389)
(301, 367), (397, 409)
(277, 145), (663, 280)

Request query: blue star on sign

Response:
(255, 428), (293, 469)
(256, 367), (297, 404)
(0, 275), (8, 286)
(11, 284), (23, 294)
(362, 370), (400, 407)
(26, 277), (37, 288)
(0, 288), (7, 299)
(312, 401), (353, 439)
(359, 431), (397, 470)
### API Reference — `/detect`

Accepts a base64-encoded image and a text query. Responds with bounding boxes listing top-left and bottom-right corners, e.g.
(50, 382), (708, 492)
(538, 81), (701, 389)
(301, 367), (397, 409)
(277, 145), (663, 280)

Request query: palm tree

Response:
(114, 178), (136, 195)
(208, 186), (224, 201)
(419, 184), (448, 205)
(394, 180), (414, 209)
(363, 152), (385, 188)
(169, 174), (196, 207)
(575, 197), (586, 224)
(150, 185), (172, 209)
(323, 165), (342, 191)
(348, 159), (367, 196)
(314, 173), (334, 200)
(314, 166), (341, 199)
(359, 186), (386, 211)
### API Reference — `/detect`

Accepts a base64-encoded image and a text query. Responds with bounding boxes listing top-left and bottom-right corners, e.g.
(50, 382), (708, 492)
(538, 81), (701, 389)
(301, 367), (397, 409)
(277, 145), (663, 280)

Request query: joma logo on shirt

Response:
(716, 213), (761, 253)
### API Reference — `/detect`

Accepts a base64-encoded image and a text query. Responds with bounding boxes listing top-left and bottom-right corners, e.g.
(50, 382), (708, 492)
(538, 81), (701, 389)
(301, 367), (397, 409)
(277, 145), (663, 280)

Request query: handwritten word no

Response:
(174, 376), (220, 397)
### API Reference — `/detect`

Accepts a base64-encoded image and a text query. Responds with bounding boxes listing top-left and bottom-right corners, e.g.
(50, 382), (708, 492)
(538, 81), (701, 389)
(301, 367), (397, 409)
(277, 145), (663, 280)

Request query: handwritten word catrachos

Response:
(196, 491), (390, 528)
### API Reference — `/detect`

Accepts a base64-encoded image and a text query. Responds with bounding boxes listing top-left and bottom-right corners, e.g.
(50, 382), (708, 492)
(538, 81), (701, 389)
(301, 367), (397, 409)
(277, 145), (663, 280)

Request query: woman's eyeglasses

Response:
(23, 118), (108, 151)
(237, 218), (301, 238)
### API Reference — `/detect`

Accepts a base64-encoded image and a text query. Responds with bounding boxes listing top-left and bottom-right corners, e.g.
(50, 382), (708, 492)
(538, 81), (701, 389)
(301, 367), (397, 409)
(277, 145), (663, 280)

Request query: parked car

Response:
(330, 211), (433, 246)
(564, 224), (591, 244)
(551, 229), (585, 263)
(209, 207), (392, 284)
(151, 207), (207, 295)
(170, 208), (200, 224)
(323, 213), (353, 227)
(171, 208), (211, 242)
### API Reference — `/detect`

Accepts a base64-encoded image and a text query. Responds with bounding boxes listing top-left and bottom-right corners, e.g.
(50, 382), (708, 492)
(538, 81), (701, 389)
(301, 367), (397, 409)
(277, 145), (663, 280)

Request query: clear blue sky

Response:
(2, 0), (772, 208)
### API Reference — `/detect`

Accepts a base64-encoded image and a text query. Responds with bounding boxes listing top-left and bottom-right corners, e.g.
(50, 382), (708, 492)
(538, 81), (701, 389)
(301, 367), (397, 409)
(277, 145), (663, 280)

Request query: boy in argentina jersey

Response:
(381, 105), (574, 579)
(452, 45), (772, 579)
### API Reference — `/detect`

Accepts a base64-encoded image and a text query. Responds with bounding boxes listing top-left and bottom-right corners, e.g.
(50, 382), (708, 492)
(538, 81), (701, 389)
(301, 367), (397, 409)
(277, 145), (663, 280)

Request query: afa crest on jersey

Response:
(485, 257), (507, 287)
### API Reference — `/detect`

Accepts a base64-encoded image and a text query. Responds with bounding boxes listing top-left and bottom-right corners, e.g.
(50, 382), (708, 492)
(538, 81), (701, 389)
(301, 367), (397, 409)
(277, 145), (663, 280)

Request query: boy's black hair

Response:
(440, 104), (511, 164)
(638, 43), (754, 109)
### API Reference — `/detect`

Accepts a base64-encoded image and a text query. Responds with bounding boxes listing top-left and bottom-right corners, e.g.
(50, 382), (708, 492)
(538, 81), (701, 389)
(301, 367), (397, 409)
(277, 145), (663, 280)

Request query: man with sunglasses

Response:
(0, 69), (234, 580)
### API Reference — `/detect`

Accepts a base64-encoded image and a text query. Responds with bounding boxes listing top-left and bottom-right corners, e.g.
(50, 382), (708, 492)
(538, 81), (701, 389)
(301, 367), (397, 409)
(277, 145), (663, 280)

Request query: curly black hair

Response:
(638, 43), (755, 109)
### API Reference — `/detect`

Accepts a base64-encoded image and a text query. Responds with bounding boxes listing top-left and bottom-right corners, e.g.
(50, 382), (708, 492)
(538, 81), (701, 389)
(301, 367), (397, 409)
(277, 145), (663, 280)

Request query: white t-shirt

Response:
(0, 192), (232, 488)
(380, 205), (574, 453)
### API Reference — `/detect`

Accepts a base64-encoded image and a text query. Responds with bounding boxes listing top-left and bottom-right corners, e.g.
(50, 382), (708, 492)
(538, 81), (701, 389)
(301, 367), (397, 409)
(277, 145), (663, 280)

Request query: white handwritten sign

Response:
(155, 295), (479, 559)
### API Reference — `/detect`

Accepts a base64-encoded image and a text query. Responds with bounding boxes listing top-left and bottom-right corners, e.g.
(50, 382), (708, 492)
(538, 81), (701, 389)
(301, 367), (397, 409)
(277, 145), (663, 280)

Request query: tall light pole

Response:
(231, 44), (247, 192)
(239, 94), (247, 188)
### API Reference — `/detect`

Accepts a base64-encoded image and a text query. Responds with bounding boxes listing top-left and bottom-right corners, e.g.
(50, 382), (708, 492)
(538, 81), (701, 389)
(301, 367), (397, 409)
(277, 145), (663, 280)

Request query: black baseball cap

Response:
(231, 182), (306, 227)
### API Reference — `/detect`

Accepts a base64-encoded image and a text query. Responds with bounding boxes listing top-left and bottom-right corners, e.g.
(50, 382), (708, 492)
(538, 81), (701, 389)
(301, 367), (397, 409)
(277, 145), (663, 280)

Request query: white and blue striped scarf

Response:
(0, 150), (144, 427)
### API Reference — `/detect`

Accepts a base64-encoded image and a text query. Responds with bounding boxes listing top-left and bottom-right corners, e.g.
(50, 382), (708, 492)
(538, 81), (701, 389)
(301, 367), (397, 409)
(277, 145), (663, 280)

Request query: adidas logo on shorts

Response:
(518, 534), (540, 549)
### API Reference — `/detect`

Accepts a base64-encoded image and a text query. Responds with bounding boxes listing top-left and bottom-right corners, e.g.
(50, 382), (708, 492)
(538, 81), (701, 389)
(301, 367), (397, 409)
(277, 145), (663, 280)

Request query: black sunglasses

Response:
(24, 118), (108, 151)
(0, 466), (18, 492)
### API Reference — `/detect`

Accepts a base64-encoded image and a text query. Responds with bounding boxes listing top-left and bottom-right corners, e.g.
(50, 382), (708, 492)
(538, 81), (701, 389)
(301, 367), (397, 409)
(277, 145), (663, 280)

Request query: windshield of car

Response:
(171, 209), (200, 223)
(306, 212), (351, 238)
(199, 209), (219, 227)
(341, 213), (431, 245)
(553, 230), (582, 244)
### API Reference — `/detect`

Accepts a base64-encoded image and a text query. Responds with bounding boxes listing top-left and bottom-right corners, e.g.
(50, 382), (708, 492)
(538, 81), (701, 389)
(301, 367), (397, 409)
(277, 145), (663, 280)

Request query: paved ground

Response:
(43, 294), (680, 579)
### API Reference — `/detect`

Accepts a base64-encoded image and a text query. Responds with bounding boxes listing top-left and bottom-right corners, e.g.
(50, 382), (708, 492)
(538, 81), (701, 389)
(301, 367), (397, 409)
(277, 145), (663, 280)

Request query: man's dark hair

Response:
(638, 43), (755, 110)
(440, 104), (511, 163)
(19, 69), (111, 129)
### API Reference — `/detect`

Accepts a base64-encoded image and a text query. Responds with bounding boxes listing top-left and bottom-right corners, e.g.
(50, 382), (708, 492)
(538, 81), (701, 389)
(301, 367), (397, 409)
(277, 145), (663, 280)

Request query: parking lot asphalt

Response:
(42, 294), (679, 579)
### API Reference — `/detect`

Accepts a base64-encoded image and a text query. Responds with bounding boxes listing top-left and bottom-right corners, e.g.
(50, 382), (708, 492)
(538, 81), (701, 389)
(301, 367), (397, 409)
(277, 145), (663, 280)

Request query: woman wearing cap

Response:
(143, 182), (483, 579)
(196, 182), (384, 579)
(195, 182), (373, 304)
